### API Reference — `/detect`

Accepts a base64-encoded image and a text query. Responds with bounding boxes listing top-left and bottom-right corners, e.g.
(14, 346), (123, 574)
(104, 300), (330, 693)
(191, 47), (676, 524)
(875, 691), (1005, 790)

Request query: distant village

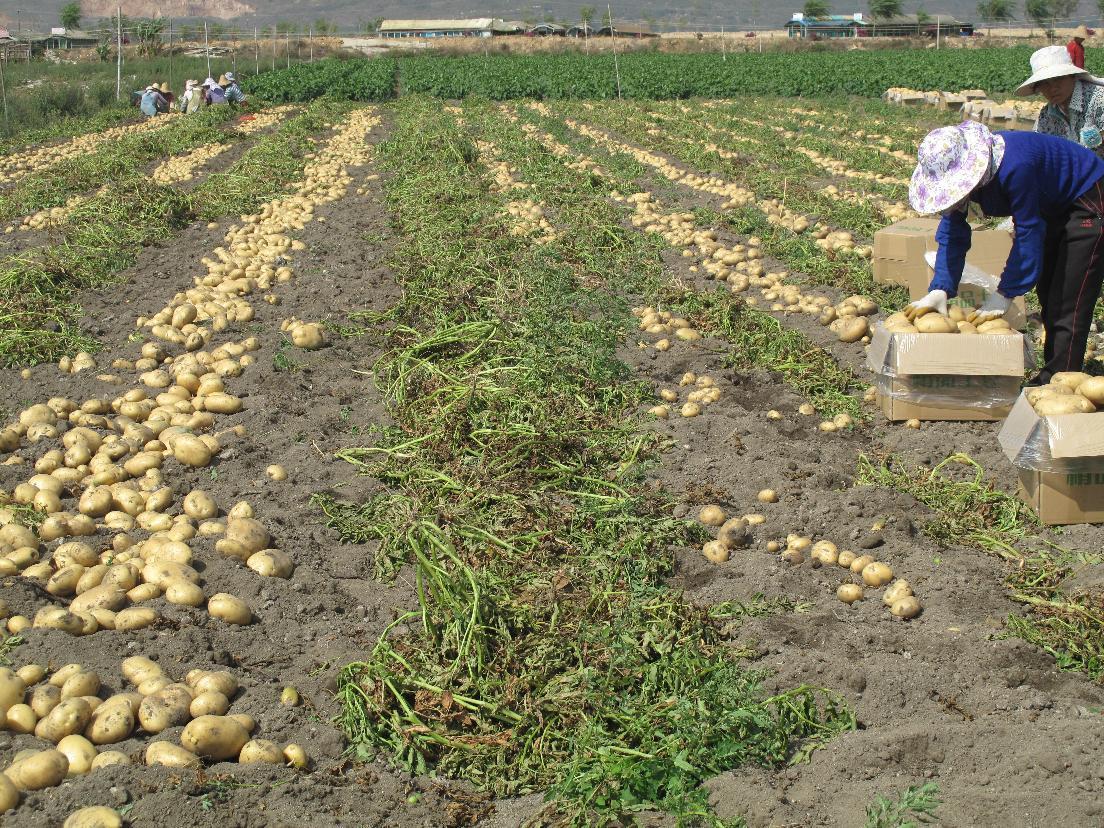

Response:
(0, 11), (981, 59)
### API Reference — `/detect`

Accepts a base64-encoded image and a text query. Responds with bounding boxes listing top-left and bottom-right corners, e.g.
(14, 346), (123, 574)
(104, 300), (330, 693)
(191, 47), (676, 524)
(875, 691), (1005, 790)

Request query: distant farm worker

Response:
(179, 79), (203, 114)
(1020, 45), (1104, 158)
(223, 72), (246, 105)
(139, 84), (167, 118)
(157, 82), (174, 112)
(1068, 25), (1093, 69)
(907, 121), (1104, 385)
(203, 77), (229, 107)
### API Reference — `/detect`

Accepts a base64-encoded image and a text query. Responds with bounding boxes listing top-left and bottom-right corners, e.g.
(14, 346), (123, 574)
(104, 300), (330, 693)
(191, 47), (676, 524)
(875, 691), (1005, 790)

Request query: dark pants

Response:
(1033, 179), (1104, 384)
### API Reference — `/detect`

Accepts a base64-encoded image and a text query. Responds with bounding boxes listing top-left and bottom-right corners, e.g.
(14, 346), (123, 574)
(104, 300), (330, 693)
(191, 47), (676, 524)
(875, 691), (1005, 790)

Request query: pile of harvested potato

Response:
(1026, 371), (1104, 415)
(692, 506), (921, 619)
(695, 504), (766, 563)
(0, 657), (307, 809)
(884, 307), (1015, 335)
(632, 306), (704, 351)
(650, 372), (722, 419)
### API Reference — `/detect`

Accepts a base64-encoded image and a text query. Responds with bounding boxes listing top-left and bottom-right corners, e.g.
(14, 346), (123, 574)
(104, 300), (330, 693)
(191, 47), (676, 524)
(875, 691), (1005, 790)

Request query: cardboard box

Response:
(1017, 468), (1104, 525)
(877, 376), (1017, 421)
(867, 324), (1027, 421)
(960, 89), (989, 101)
(999, 391), (1104, 523)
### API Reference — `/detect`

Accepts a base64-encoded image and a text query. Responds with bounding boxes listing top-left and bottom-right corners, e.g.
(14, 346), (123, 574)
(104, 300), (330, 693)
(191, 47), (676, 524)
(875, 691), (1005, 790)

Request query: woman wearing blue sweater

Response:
(908, 122), (1104, 384)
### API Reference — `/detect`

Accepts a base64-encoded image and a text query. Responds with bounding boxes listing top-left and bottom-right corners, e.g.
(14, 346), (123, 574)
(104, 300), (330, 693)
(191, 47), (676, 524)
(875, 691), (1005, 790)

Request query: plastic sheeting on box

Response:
(999, 392), (1104, 473)
(875, 373), (1022, 410)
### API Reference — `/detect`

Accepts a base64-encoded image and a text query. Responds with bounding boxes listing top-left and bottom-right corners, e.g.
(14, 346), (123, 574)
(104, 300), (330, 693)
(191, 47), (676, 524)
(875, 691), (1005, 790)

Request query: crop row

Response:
(242, 49), (1078, 103)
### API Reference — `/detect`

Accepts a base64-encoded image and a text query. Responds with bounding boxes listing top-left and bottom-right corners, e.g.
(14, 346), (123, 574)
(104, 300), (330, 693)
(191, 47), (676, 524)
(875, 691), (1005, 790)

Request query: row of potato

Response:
(695, 505), (922, 619)
(0, 111), (383, 819)
(0, 115), (182, 186)
(152, 105), (298, 186)
(0, 115), (380, 637)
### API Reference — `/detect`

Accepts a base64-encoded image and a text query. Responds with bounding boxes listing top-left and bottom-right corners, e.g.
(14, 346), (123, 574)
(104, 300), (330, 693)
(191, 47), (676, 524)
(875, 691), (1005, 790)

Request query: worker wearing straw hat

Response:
(203, 77), (229, 107)
(157, 82), (174, 112)
(1068, 24), (1094, 69)
(1019, 45), (1104, 158)
(907, 122), (1104, 384)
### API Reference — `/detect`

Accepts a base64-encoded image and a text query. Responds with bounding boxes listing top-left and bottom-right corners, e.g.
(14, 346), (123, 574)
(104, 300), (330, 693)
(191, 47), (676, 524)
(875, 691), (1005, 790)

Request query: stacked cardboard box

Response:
(999, 392), (1104, 524)
(867, 324), (1027, 422)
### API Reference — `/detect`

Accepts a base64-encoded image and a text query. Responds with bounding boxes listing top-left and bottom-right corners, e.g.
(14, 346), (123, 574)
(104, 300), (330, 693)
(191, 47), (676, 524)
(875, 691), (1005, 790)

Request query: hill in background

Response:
(0, 0), (1047, 34)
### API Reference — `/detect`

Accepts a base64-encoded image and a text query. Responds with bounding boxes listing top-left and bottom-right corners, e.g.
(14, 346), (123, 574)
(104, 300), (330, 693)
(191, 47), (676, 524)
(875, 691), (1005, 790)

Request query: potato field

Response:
(0, 56), (1102, 828)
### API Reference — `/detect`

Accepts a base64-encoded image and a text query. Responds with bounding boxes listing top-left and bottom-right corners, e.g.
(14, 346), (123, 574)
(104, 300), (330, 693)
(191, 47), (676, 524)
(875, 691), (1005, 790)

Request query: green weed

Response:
(326, 97), (855, 826)
(865, 782), (941, 828)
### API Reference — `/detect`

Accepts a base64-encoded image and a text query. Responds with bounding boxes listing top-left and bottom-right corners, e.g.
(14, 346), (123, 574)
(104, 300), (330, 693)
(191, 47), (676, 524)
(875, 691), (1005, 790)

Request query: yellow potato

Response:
(1035, 395), (1095, 415)
(165, 579), (205, 607)
(4, 748), (69, 790)
(64, 806), (123, 828)
(138, 688), (192, 734)
(5, 704), (37, 733)
(89, 751), (131, 770)
(114, 607), (159, 632)
(85, 698), (135, 745)
(0, 668), (26, 716)
(239, 739), (284, 764)
(915, 313), (956, 334)
(192, 672), (238, 698)
(30, 684), (61, 718)
(697, 505), (725, 527)
(283, 743), (308, 769)
(861, 561), (894, 587)
(224, 517), (270, 555)
(837, 584), (863, 604)
(1051, 371), (1092, 391)
(891, 596), (922, 619)
(837, 316), (869, 343)
(208, 593), (252, 625)
(246, 549), (294, 578)
(180, 715), (249, 760)
(1077, 376), (1104, 405)
(0, 772), (18, 811)
(883, 579), (913, 606)
(56, 734), (97, 775)
(35, 698), (92, 744)
(70, 585), (127, 615)
(189, 691), (230, 718)
(145, 741), (200, 768)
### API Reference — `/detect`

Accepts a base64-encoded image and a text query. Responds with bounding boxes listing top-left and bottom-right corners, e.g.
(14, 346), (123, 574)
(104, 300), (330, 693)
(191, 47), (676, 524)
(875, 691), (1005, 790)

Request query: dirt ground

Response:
(1, 103), (1103, 828)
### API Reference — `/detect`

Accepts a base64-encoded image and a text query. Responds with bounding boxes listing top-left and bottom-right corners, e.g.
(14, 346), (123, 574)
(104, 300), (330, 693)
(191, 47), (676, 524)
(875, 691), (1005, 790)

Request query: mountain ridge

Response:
(0, 0), (1029, 33)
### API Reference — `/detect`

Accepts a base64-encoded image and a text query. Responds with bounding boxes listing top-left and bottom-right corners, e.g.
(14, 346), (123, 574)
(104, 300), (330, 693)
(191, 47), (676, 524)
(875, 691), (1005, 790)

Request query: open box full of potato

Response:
(999, 374), (1104, 524)
(866, 320), (1029, 422)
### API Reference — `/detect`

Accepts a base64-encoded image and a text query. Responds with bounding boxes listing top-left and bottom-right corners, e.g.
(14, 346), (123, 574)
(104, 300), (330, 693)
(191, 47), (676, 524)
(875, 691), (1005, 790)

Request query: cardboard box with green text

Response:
(867, 324), (1027, 422)
(999, 391), (1104, 524)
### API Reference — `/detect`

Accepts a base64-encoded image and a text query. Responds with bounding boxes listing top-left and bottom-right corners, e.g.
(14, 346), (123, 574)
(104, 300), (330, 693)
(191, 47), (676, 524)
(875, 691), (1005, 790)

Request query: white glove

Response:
(904, 290), (948, 321)
(967, 293), (1011, 324)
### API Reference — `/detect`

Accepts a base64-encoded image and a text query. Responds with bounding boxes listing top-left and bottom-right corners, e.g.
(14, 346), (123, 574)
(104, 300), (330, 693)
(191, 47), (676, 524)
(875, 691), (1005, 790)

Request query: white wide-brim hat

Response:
(909, 121), (996, 215)
(1016, 44), (1088, 96)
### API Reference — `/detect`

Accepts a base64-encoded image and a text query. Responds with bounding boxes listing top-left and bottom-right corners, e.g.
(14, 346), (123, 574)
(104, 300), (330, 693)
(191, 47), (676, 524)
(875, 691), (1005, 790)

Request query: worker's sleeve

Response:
(930, 210), (972, 297)
(998, 166), (1046, 297)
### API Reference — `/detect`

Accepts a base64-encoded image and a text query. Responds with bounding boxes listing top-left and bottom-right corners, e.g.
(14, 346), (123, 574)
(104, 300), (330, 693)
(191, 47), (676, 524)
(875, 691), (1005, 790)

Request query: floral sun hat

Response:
(909, 121), (1003, 215)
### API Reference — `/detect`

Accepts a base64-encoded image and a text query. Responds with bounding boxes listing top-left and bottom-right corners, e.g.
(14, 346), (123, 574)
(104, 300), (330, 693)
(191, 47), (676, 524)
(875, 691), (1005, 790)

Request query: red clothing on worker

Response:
(1068, 39), (1086, 69)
